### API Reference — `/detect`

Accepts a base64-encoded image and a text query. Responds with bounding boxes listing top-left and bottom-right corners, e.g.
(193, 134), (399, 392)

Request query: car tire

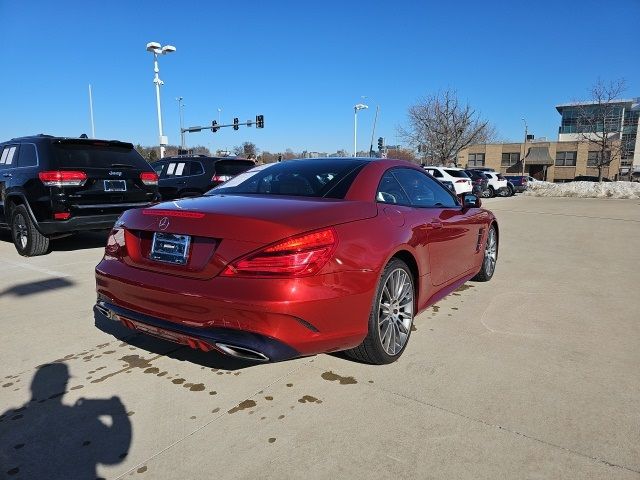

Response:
(11, 205), (50, 257)
(488, 186), (495, 198)
(345, 258), (415, 364)
(472, 224), (498, 282)
(507, 185), (515, 196)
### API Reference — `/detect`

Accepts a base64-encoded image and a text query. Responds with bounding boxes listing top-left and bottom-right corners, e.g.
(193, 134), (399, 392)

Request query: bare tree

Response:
(386, 147), (418, 163)
(574, 79), (626, 181)
(399, 89), (495, 166)
(233, 142), (259, 158)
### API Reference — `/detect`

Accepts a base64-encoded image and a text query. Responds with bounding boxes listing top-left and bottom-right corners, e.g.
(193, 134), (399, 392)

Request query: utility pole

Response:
(369, 105), (379, 157)
(177, 97), (185, 150)
(522, 118), (528, 176)
(88, 84), (96, 138)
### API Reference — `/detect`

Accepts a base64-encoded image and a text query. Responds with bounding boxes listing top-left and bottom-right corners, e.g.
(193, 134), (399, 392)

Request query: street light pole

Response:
(146, 42), (176, 159)
(177, 97), (185, 150)
(353, 103), (368, 156)
(521, 117), (528, 176)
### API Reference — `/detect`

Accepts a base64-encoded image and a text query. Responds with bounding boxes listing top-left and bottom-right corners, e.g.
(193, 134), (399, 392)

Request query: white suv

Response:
(481, 172), (509, 197)
(423, 167), (473, 195)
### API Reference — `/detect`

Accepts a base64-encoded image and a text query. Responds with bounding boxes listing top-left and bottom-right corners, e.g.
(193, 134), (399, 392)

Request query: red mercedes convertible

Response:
(95, 158), (498, 364)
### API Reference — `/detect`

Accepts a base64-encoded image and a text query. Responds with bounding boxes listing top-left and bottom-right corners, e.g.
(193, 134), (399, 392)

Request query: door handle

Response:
(427, 221), (443, 229)
(2, 173), (12, 178)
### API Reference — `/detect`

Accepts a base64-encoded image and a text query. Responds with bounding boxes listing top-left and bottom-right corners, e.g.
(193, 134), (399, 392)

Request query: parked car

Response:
(504, 175), (529, 193)
(153, 155), (256, 200)
(422, 166), (473, 195)
(96, 158), (498, 365)
(0, 135), (160, 256)
(464, 170), (489, 196)
(473, 171), (509, 197)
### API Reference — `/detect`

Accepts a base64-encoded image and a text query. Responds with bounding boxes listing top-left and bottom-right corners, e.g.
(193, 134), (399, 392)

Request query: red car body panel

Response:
(95, 159), (497, 361)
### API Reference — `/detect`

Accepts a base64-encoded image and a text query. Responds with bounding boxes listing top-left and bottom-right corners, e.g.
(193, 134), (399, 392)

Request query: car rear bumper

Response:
(95, 259), (378, 360)
(38, 214), (123, 234)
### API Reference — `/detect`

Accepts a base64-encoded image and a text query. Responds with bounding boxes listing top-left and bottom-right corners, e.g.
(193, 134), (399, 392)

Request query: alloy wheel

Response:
(13, 213), (28, 250)
(378, 268), (414, 356)
(484, 228), (497, 276)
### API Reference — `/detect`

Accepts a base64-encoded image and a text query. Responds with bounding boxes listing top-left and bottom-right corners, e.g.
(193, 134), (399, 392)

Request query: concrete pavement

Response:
(1, 196), (639, 479)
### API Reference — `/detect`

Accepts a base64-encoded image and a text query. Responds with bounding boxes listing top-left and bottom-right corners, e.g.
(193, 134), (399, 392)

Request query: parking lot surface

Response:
(1, 196), (639, 479)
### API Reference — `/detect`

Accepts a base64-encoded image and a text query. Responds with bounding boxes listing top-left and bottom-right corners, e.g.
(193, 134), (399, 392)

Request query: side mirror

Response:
(462, 193), (481, 208)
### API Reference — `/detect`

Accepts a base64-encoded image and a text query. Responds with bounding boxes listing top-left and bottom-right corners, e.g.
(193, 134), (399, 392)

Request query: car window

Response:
(444, 169), (469, 178)
(52, 140), (150, 170)
(210, 159), (367, 199)
(214, 160), (255, 176)
(18, 143), (38, 167)
(392, 168), (458, 208)
(0, 145), (18, 166)
(153, 162), (166, 175)
(376, 171), (411, 205)
(166, 162), (188, 176)
(190, 161), (204, 175)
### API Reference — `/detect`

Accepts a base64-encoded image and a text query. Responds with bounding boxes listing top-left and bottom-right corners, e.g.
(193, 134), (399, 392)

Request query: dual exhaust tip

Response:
(96, 302), (269, 362)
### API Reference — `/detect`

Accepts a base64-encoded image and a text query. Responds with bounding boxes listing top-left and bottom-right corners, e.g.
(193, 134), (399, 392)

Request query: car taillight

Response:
(222, 227), (337, 277)
(104, 227), (126, 259)
(39, 171), (87, 187)
(212, 175), (231, 182)
(140, 172), (158, 185)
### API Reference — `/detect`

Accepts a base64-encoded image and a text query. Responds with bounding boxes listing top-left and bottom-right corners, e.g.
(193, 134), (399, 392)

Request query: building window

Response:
(588, 151), (610, 167)
(468, 153), (485, 167)
(501, 152), (520, 166)
(555, 151), (577, 166)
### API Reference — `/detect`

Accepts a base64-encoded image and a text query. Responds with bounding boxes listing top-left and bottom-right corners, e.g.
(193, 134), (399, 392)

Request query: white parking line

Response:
(0, 257), (71, 278)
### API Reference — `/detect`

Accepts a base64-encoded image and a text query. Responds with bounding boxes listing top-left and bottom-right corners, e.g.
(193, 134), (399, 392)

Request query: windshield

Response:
(208, 159), (367, 198)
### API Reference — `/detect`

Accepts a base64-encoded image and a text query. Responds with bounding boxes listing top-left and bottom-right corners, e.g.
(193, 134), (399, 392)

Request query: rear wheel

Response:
(346, 259), (415, 364)
(472, 225), (498, 281)
(11, 205), (49, 257)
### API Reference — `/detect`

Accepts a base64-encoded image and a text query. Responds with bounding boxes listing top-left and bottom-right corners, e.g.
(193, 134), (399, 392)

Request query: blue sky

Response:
(1, 0), (638, 153)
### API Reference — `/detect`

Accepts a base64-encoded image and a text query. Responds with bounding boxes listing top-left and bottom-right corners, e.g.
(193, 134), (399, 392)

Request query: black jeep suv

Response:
(152, 155), (255, 200)
(0, 135), (160, 256)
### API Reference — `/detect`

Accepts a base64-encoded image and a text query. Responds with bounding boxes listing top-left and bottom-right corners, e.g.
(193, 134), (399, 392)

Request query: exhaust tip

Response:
(95, 303), (112, 319)
(215, 343), (269, 362)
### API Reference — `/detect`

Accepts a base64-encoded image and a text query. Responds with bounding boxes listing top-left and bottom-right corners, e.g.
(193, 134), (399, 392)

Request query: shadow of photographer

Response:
(0, 363), (131, 479)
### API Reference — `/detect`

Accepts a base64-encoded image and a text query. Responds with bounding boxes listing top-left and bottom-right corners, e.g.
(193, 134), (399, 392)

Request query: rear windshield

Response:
(208, 159), (367, 198)
(214, 160), (255, 175)
(444, 169), (469, 178)
(52, 140), (151, 170)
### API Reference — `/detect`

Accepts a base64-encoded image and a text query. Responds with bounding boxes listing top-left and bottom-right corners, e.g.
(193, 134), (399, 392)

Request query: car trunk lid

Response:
(116, 194), (377, 279)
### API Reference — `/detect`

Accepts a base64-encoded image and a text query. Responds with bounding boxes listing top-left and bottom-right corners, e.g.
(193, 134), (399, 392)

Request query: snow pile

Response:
(525, 181), (640, 199)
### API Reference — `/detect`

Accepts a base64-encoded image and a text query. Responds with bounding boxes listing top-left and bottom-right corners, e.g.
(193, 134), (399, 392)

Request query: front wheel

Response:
(346, 258), (415, 364)
(11, 205), (50, 257)
(472, 225), (498, 281)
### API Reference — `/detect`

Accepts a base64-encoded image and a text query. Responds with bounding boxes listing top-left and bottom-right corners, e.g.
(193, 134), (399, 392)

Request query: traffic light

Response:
(256, 115), (264, 129)
(233, 118), (239, 130)
(377, 137), (384, 151)
(211, 120), (219, 133)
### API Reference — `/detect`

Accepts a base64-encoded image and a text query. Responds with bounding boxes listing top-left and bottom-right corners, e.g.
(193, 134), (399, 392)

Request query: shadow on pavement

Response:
(94, 308), (256, 371)
(49, 230), (110, 252)
(0, 277), (75, 298)
(0, 363), (131, 479)
(0, 230), (108, 254)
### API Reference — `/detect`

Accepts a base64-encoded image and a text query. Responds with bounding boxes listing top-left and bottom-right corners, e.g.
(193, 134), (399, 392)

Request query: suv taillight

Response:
(39, 171), (87, 187)
(140, 172), (158, 185)
(222, 228), (337, 277)
(212, 174), (231, 182)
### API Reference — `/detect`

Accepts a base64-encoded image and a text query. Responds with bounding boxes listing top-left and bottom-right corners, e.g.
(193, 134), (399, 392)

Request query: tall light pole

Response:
(521, 117), (528, 176)
(353, 103), (368, 156)
(88, 84), (96, 138)
(146, 41), (176, 159)
(176, 97), (185, 150)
